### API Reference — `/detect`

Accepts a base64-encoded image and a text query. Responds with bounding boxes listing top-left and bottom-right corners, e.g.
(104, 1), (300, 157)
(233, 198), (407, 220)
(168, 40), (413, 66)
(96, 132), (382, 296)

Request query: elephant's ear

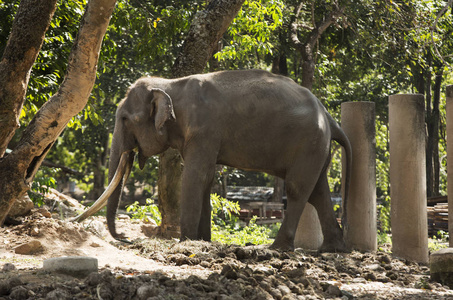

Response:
(149, 88), (176, 135)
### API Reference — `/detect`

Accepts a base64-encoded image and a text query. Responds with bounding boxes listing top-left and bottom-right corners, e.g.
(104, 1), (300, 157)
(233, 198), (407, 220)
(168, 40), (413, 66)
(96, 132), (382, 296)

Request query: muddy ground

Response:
(0, 207), (452, 299)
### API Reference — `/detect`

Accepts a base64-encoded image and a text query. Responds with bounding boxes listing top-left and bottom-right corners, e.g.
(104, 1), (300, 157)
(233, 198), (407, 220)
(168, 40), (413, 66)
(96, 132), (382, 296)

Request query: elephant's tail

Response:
(327, 113), (352, 231)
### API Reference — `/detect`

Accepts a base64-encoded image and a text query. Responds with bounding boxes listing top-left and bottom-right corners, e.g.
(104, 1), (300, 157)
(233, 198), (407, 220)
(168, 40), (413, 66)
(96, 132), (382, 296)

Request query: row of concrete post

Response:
(295, 87), (453, 264)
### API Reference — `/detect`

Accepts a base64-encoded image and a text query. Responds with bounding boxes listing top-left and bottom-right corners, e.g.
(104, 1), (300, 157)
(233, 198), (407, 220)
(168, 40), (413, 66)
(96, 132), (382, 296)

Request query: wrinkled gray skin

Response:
(107, 69), (351, 252)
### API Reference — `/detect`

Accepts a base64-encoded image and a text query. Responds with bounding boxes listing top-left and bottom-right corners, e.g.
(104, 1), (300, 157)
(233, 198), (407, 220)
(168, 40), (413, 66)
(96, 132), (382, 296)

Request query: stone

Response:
(7, 195), (34, 217)
(9, 286), (29, 300)
(141, 224), (160, 237)
(326, 284), (342, 297)
(118, 214), (130, 220)
(37, 207), (51, 218)
(430, 248), (453, 287)
(2, 263), (16, 272)
(14, 240), (43, 255)
(43, 256), (98, 278)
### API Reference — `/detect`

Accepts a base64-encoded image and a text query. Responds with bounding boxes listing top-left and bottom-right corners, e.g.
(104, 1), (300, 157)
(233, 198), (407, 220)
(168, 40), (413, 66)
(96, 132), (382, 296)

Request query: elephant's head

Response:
(112, 82), (176, 169)
(106, 83), (176, 237)
(71, 81), (176, 238)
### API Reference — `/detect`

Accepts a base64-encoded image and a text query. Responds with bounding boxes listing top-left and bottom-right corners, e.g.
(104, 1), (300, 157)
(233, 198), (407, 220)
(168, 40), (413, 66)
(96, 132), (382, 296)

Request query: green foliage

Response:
(377, 231), (391, 248)
(212, 216), (275, 246)
(210, 194), (276, 246)
(429, 230), (449, 253)
(211, 193), (240, 226)
(126, 198), (161, 225)
(377, 198), (391, 234)
(27, 167), (57, 207)
(214, 0), (284, 67)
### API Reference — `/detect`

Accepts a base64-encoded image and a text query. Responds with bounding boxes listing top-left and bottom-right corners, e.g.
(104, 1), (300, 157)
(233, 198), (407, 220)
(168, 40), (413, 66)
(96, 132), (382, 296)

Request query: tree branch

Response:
(0, 0), (58, 157)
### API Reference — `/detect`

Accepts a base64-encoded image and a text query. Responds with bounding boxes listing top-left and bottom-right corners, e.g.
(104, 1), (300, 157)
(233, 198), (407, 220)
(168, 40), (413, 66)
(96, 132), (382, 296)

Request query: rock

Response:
(136, 284), (159, 299)
(97, 282), (114, 299)
(87, 220), (106, 237)
(430, 248), (453, 287)
(169, 253), (190, 266)
(141, 224), (160, 237)
(37, 207), (52, 218)
(85, 272), (103, 286)
(379, 254), (392, 264)
(45, 288), (71, 300)
(277, 284), (291, 295)
(221, 264), (238, 280)
(14, 240), (43, 255)
(2, 263), (16, 272)
(326, 284), (342, 297)
(364, 272), (376, 281)
(29, 227), (40, 236)
(9, 286), (29, 300)
(7, 195), (34, 217)
(0, 277), (22, 296)
(118, 214), (130, 220)
(43, 256), (98, 278)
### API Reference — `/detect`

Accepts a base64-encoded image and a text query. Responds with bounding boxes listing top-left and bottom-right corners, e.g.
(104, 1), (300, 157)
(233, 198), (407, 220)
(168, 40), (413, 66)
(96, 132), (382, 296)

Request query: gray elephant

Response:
(80, 69), (351, 252)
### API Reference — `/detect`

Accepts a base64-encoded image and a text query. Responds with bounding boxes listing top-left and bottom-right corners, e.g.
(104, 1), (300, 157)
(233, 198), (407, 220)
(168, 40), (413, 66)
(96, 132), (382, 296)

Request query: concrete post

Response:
(341, 102), (377, 252)
(389, 94), (428, 263)
(446, 85), (453, 247)
(294, 203), (323, 250)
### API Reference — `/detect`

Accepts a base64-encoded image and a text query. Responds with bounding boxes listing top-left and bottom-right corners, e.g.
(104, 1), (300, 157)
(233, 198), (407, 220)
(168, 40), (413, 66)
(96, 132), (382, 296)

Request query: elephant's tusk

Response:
(70, 151), (131, 223)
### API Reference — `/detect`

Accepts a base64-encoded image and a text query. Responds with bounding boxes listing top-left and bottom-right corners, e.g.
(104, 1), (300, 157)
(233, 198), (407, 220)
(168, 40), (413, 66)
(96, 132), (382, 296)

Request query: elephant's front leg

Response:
(179, 150), (216, 241)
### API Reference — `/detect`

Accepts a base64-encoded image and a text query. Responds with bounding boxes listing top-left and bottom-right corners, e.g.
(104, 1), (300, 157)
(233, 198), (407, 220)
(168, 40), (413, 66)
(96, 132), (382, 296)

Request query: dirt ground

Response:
(1, 208), (453, 299)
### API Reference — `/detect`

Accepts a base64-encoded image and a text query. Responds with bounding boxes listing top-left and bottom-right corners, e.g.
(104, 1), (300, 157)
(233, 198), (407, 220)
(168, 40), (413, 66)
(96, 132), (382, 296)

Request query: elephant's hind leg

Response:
(271, 165), (323, 251)
(197, 175), (214, 241)
(308, 170), (348, 253)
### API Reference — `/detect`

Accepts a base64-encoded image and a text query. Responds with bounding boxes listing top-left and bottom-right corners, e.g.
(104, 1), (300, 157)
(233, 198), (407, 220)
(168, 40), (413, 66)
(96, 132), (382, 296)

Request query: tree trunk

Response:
(0, 0), (117, 225)
(90, 132), (109, 199)
(272, 177), (285, 203)
(432, 70), (443, 196)
(290, 2), (343, 90)
(157, 149), (183, 238)
(0, 0), (58, 157)
(426, 74), (434, 197)
(158, 0), (245, 238)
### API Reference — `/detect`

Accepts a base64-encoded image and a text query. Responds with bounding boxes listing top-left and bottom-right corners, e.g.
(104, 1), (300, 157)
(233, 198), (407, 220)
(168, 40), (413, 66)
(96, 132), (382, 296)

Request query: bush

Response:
(125, 193), (278, 246)
(210, 194), (277, 246)
(126, 198), (161, 225)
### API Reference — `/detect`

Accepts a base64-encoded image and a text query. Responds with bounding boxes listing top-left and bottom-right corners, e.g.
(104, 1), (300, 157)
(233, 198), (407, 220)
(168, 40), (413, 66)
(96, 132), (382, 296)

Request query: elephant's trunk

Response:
(106, 150), (134, 238)
(70, 151), (133, 223)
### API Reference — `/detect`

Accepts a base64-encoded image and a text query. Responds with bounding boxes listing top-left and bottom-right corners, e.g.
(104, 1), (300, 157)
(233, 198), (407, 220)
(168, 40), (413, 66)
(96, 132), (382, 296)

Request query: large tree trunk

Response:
(0, 0), (117, 225)
(158, 0), (245, 238)
(290, 2), (343, 90)
(0, 0), (58, 157)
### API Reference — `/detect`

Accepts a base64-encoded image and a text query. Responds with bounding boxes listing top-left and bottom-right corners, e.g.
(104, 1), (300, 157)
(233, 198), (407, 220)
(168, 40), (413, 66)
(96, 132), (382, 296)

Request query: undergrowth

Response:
(126, 194), (280, 246)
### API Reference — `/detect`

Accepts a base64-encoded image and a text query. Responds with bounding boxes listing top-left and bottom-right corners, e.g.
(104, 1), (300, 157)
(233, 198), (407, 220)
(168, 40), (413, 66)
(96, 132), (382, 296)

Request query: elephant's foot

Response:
(111, 232), (133, 244)
(318, 238), (349, 253)
(270, 236), (295, 252)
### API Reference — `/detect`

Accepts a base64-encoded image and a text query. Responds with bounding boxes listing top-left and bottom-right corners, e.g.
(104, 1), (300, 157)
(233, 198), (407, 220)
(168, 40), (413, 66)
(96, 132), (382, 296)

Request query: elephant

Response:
(79, 69), (352, 252)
